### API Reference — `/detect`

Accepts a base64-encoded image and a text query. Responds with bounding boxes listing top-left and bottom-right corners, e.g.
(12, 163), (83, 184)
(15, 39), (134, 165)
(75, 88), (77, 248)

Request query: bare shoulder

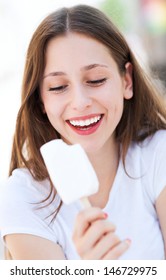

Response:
(5, 234), (66, 260)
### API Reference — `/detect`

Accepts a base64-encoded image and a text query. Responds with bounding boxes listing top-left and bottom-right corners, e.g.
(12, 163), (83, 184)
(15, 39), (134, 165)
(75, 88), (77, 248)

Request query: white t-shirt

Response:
(0, 130), (166, 259)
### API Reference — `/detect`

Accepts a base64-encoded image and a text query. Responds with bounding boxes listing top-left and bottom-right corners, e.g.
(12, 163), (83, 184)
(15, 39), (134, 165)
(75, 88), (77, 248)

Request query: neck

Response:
(87, 138), (120, 208)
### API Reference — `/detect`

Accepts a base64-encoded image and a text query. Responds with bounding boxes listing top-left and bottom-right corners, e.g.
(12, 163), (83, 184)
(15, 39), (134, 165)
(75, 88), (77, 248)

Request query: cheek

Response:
(106, 94), (124, 122)
(114, 97), (124, 115)
(43, 98), (62, 119)
(101, 89), (124, 111)
(42, 103), (62, 132)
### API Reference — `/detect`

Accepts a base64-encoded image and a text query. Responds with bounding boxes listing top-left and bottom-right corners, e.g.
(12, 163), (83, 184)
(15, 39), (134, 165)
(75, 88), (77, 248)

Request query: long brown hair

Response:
(9, 5), (166, 211)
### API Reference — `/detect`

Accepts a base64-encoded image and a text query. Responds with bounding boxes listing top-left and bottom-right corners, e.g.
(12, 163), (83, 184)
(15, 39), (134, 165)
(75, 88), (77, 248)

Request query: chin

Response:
(61, 136), (101, 153)
(80, 143), (102, 155)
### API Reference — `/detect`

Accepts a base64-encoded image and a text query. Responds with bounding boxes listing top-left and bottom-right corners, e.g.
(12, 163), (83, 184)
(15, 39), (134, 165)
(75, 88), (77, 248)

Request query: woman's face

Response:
(40, 32), (133, 153)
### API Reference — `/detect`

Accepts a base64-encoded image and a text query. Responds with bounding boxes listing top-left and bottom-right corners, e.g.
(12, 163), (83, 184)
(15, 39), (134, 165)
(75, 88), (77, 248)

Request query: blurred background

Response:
(0, 0), (166, 259)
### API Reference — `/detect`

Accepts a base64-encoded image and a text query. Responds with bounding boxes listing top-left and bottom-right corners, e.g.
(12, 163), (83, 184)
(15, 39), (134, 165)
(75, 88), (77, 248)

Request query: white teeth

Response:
(69, 115), (101, 127)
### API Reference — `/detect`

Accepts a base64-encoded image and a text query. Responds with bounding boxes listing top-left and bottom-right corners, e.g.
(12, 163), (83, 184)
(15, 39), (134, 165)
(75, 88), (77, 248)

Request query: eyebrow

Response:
(43, 64), (108, 79)
(43, 71), (66, 79)
(82, 63), (108, 71)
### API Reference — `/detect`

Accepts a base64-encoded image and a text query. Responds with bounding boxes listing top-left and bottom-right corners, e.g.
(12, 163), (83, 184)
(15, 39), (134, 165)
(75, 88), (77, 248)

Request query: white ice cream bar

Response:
(40, 140), (99, 205)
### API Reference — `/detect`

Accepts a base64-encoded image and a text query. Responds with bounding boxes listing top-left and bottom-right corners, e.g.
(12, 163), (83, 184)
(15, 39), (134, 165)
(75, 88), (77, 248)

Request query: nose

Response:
(70, 85), (92, 112)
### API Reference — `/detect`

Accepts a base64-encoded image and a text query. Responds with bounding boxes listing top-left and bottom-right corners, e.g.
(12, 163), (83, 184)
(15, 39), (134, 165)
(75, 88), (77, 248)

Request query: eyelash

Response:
(87, 78), (107, 85)
(48, 78), (107, 93)
(48, 85), (67, 93)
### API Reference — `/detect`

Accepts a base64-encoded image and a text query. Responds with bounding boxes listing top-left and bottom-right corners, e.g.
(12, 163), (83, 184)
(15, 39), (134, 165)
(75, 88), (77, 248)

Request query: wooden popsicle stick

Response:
(80, 197), (91, 208)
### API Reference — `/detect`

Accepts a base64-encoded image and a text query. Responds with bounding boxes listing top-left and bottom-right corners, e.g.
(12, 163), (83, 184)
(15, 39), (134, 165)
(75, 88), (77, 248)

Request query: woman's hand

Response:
(72, 207), (130, 259)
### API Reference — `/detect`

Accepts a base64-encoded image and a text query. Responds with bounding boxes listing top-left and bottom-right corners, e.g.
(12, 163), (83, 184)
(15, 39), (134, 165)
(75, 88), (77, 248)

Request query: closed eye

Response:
(87, 78), (107, 86)
(48, 85), (68, 93)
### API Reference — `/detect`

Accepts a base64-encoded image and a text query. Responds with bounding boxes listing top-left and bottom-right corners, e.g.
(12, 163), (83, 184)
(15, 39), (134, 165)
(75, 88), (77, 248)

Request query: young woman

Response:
(0, 4), (166, 260)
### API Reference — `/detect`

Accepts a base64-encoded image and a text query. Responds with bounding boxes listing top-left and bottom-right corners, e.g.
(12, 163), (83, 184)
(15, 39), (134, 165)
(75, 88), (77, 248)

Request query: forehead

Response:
(44, 32), (115, 68)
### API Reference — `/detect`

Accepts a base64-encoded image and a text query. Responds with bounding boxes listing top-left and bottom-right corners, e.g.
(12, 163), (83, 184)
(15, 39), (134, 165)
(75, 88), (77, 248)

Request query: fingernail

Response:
(125, 238), (131, 245)
(103, 212), (108, 219)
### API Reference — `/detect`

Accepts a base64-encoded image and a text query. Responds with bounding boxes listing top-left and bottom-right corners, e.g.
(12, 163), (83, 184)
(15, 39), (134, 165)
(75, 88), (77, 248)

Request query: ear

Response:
(123, 62), (133, 100)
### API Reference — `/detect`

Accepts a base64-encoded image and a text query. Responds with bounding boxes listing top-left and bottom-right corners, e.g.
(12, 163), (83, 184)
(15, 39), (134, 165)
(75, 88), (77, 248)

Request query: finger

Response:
(82, 219), (116, 248)
(83, 232), (120, 259)
(73, 219), (116, 257)
(73, 208), (108, 239)
(102, 239), (131, 260)
(91, 232), (120, 259)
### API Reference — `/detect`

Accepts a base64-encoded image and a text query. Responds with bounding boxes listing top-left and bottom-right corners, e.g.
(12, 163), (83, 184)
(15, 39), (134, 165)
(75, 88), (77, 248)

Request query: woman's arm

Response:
(156, 186), (166, 258)
(5, 234), (66, 259)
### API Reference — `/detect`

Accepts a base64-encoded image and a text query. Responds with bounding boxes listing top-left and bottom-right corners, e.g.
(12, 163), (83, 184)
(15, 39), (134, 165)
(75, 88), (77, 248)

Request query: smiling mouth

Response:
(66, 114), (103, 130)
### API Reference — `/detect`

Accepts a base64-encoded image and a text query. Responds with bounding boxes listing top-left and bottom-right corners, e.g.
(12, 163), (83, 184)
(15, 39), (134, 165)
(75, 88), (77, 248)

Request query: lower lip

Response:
(67, 116), (103, 135)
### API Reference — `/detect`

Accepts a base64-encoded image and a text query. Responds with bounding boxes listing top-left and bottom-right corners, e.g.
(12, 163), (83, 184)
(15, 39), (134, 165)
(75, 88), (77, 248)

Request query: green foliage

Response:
(100, 0), (131, 31)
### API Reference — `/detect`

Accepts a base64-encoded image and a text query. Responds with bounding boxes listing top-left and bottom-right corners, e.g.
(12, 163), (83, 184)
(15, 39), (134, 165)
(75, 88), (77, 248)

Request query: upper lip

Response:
(66, 113), (103, 121)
